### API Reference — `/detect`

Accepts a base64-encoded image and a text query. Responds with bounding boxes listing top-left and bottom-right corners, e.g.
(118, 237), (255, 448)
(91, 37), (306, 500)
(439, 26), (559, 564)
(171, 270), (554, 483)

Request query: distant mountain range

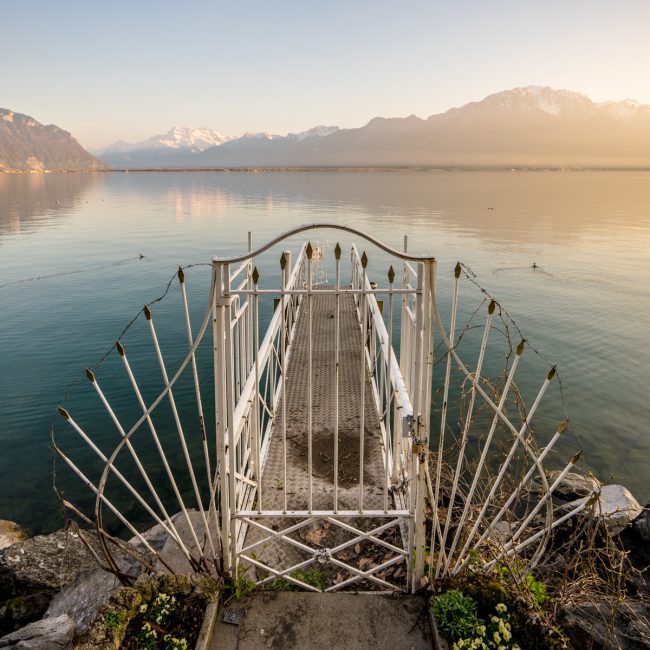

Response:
(3, 87), (650, 171)
(96, 87), (650, 169)
(0, 109), (109, 172)
(95, 125), (341, 168)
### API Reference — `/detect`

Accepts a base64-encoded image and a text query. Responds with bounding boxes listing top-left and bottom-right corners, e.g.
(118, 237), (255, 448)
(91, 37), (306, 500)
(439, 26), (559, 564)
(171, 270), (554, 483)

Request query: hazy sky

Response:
(2, 0), (649, 149)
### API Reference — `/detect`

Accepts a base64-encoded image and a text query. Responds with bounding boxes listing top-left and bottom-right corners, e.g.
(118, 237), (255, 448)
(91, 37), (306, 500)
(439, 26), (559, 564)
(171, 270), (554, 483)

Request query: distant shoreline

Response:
(3, 166), (650, 174)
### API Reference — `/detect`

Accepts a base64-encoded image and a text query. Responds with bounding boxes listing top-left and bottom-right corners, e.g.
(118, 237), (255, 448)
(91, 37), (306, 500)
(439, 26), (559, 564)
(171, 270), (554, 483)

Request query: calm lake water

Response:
(1, 170), (649, 534)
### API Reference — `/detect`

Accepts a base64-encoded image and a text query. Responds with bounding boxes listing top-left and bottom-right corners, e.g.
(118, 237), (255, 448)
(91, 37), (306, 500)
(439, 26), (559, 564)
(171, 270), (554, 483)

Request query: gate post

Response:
(222, 262), (238, 574)
(213, 259), (236, 575)
(213, 260), (229, 572)
(411, 258), (435, 591)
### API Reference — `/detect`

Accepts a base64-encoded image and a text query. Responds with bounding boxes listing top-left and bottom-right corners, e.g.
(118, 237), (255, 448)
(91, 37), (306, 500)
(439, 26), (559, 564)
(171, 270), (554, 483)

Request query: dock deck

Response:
(241, 289), (392, 583)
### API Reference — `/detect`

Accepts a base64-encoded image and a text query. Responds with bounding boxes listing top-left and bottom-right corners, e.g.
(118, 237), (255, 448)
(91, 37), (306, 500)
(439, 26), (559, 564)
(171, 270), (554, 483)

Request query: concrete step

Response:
(209, 592), (433, 650)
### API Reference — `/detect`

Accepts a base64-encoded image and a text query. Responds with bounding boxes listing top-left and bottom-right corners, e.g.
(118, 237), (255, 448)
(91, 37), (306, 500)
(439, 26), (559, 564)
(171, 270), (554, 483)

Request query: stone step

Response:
(209, 592), (432, 650)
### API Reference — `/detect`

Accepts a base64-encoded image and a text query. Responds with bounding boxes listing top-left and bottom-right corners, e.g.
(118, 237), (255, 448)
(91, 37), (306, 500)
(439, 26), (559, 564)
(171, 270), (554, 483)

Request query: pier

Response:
(55, 223), (582, 598)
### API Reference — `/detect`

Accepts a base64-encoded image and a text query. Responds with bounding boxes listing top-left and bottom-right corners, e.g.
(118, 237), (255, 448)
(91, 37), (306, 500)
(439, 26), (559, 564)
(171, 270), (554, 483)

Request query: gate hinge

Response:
(215, 293), (235, 307)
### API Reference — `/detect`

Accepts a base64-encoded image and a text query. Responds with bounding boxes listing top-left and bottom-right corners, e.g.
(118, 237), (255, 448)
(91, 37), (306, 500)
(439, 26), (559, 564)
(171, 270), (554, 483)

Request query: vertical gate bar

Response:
(387, 268), (398, 479)
(400, 235), (409, 388)
(399, 235), (404, 393)
(334, 244), (341, 513)
(422, 260), (436, 570)
(413, 260), (431, 586)
(213, 261), (231, 572)
(247, 232), (253, 374)
(252, 266), (262, 514)
(280, 252), (288, 513)
(422, 260), (435, 437)
(307, 243), (313, 513)
(432, 264), (460, 563)
(359, 251), (368, 514)
(238, 297), (244, 401)
(407, 414), (416, 592)
(409, 263), (424, 591)
(412, 264), (424, 430)
(385, 266), (395, 512)
(221, 263), (238, 572)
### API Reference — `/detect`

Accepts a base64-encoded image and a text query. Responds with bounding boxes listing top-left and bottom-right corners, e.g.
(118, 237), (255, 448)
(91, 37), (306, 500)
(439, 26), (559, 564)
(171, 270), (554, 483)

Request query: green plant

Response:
(494, 561), (547, 608)
(524, 573), (547, 607)
(451, 602), (521, 650)
(135, 592), (189, 650)
(270, 567), (327, 591)
(431, 589), (483, 642)
(226, 567), (256, 599)
(102, 608), (124, 631)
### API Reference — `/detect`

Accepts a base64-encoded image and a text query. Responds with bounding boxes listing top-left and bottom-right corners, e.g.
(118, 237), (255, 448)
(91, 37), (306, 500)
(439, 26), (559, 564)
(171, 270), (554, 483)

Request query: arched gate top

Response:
(212, 222), (436, 265)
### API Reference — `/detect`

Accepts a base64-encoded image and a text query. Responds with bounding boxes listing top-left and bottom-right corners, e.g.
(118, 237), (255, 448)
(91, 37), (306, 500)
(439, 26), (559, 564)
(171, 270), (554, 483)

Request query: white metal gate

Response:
(54, 223), (589, 592)
(211, 228), (432, 592)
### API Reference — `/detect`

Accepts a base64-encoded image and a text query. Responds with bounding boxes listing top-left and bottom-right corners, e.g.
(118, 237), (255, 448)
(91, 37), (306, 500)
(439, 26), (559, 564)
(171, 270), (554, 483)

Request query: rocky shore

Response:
(0, 477), (648, 649)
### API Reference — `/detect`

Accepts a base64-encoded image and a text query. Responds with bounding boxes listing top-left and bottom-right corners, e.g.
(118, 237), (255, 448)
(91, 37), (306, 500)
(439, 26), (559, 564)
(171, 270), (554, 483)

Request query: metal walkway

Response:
(258, 290), (386, 511)
(241, 289), (389, 585)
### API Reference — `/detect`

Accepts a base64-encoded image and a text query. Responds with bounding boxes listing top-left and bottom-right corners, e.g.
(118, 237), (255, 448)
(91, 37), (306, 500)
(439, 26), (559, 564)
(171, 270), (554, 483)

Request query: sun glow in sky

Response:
(2, 0), (649, 149)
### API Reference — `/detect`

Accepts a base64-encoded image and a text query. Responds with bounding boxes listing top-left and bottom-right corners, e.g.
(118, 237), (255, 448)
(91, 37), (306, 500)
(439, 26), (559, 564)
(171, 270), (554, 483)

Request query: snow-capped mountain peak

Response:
(287, 125), (340, 142)
(99, 126), (235, 155)
(596, 98), (650, 120)
(481, 86), (594, 116)
(238, 131), (281, 141)
(157, 126), (234, 150)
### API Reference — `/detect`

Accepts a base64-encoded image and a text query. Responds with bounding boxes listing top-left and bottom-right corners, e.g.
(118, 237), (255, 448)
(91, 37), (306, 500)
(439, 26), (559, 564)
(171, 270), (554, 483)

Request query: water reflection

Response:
(105, 170), (650, 246)
(0, 172), (98, 238)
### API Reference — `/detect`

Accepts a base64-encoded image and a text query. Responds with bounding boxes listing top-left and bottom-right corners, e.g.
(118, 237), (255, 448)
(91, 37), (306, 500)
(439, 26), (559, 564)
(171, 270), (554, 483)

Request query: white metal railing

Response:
(53, 223), (589, 594)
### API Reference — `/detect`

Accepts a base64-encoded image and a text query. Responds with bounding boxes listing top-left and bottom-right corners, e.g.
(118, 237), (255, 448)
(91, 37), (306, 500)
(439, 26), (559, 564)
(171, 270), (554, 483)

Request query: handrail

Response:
(212, 222), (436, 265)
(231, 243), (307, 433)
(350, 244), (413, 419)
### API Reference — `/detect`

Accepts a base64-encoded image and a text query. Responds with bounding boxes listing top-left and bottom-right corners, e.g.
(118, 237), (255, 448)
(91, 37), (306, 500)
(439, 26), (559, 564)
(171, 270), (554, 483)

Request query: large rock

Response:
(558, 599), (650, 649)
(44, 569), (120, 637)
(561, 485), (643, 536)
(0, 522), (27, 552)
(596, 485), (643, 535)
(0, 614), (74, 649)
(548, 470), (601, 500)
(0, 529), (104, 634)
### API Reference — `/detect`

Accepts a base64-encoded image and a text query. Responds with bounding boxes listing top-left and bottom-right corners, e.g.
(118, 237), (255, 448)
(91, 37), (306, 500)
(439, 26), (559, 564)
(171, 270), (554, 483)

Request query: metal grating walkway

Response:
(240, 289), (389, 579)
